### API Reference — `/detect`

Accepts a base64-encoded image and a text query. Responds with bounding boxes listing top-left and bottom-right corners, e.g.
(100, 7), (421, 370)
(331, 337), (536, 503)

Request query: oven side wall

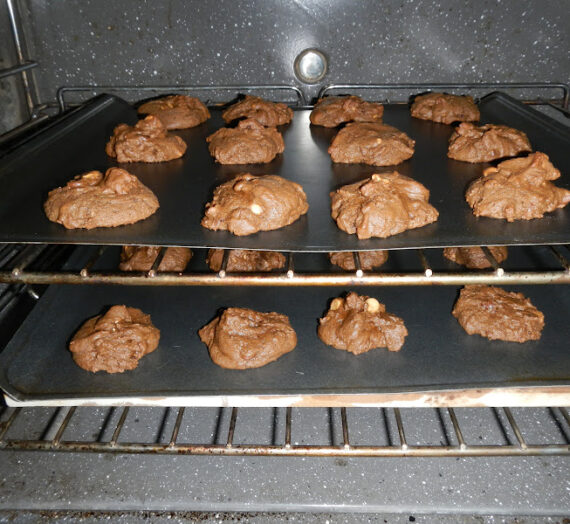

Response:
(0, 0), (30, 133)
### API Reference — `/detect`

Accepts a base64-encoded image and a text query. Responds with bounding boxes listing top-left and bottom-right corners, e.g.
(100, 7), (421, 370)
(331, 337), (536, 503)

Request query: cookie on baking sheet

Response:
(466, 152), (570, 221)
(310, 95), (384, 128)
(198, 308), (297, 369)
(206, 119), (285, 164)
(105, 115), (187, 163)
(119, 246), (193, 272)
(206, 249), (286, 272)
(330, 172), (439, 239)
(328, 122), (415, 166)
(318, 292), (407, 354)
(411, 92), (480, 124)
(443, 246), (508, 269)
(69, 305), (160, 373)
(452, 285), (544, 342)
(202, 173), (308, 236)
(44, 168), (159, 230)
(137, 95), (210, 129)
(448, 122), (532, 163)
(222, 95), (293, 127)
(328, 251), (388, 271)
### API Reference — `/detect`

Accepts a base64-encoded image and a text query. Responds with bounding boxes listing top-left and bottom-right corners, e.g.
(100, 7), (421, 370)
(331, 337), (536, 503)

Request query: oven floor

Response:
(0, 512), (567, 523)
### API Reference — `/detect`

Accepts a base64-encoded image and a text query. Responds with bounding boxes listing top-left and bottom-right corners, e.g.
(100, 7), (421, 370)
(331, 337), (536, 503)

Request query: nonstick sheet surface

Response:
(0, 93), (569, 251)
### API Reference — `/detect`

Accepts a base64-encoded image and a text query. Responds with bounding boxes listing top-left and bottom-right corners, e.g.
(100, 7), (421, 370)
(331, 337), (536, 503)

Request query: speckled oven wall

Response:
(13, 0), (570, 105)
(0, 0), (28, 133)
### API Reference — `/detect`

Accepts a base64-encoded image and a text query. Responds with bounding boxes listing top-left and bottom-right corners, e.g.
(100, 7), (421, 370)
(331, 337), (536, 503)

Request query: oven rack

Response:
(1, 404), (568, 457)
(1, 243), (569, 287)
(54, 82), (569, 112)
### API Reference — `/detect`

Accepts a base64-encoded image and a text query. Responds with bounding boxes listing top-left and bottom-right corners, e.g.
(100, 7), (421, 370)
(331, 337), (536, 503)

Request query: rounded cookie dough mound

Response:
(310, 95), (384, 128)
(452, 285), (544, 342)
(198, 308), (297, 369)
(329, 251), (388, 271)
(202, 173), (309, 236)
(465, 152), (570, 221)
(443, 246), (508, 269)
(206, 119), (285, 164)
(138, 95), (210, 129)
(119, 246), (193, 272)
(206, 249), (286, 272)
(328, 122), (414, 166)
(222, 95), (293, 127)
(69, 305), (160, 373)
(318, 292), (407, 354)
(411, 92), (480, 124)
(44, 168), (159, 230)
(448, 123), (532, 163)
(330, 172), (439, 239)
(106, 115), (187, 163)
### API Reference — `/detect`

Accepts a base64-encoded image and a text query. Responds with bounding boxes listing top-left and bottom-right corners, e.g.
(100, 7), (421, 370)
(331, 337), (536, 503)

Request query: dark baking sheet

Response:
(0, 93), (569, 251)
(1, 247), (568, 402)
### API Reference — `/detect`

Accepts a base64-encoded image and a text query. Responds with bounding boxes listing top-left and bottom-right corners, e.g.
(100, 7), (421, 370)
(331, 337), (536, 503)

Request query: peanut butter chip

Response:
(330, 298), (343, 311)
(365, 298), (380, 313)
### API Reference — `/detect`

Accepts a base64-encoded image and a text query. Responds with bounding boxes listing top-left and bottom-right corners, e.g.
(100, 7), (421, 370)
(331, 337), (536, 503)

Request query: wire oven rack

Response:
(1, 405), (569, 457)
(0, 76), (569, 457)
(1, 243), (569, 287)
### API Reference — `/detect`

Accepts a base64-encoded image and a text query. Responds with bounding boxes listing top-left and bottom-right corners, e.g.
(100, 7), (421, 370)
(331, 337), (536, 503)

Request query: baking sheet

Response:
(1, 247), (568, 405)
(0, 93), (569, 251)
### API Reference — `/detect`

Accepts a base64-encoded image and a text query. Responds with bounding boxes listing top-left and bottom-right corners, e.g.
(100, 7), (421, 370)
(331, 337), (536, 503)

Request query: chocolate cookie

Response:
(318, 292), (407, 354)
(328, 122), (415, 166)
(206, 249), (286, 272)
(329, 251), (388, 271)
(44, 168), (159, 230)
(448, 123), (532, 163)
(222, 95), (293, 127)
(119, 246), (193, 272)
(443, 246), (508, 269)
(199, 308), (297, 369)
(206, 119), (285, 164)
(466, 152), (570, 221)
(411, 93), (480, 124)
(452, 285), (544, 342)
(138, 95), (210, 129)
(106, 115), (187, 163)
(330, 173), (439, 239)
(310, 95), (384, 128)
(202, 173), (308, 236)
(69, 305), (160, 373)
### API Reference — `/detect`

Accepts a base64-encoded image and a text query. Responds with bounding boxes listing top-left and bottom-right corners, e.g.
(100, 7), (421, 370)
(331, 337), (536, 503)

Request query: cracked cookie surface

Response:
(202, 173), (308, 236)
(318, 292), (407, 354)
(106, 115), (187, 163)
(199, 308), (297, 369)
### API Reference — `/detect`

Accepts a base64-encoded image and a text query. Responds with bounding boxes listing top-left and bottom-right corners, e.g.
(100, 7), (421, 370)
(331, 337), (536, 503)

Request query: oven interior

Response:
(0, 0), (569, 520)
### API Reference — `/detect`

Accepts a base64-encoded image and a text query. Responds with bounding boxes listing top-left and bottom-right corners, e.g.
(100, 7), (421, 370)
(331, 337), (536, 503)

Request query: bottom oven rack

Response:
(1, 405), (568, 457)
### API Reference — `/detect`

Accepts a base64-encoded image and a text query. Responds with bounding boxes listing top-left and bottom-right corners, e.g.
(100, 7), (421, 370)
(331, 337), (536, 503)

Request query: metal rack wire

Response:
(1, 243), (569, 286)
(1, 405), (568, 456)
